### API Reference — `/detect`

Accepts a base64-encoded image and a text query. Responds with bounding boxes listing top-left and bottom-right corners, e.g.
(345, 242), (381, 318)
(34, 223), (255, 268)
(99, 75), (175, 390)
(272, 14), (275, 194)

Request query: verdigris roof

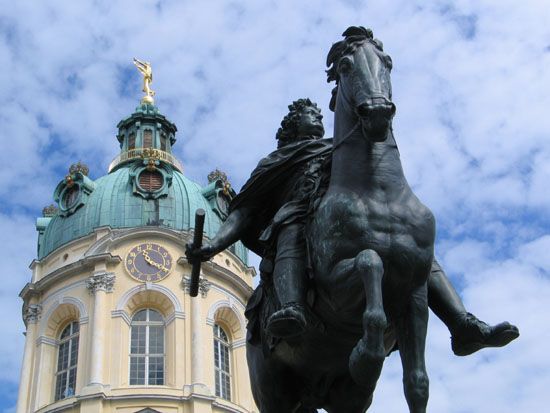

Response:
(38, 166), (247, 263)
(37, 102), (247, 263)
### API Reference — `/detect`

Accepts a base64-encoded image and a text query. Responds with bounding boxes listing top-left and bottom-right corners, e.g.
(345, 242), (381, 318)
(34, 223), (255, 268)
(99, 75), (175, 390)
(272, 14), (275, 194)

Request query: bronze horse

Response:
(245, 27), (435, 413)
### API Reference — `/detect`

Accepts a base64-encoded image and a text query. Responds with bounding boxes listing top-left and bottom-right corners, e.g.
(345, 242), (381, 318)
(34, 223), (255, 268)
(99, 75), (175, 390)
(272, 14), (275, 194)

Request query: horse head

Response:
(327, 26), (395, 142)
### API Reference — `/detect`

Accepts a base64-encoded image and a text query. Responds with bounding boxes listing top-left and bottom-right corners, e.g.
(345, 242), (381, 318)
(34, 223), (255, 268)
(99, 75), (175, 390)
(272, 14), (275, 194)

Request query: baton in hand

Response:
(189, 209), (205, 297)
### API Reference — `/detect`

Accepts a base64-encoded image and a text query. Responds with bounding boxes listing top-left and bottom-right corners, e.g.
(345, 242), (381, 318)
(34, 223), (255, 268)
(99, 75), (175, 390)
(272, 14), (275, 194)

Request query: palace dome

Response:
(37, 103), (246, 263)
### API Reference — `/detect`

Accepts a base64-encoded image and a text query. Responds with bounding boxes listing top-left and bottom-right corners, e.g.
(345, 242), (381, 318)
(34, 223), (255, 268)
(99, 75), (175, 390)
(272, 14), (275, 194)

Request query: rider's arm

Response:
(209, 206), (254, 253)
(189, 206), (254, 261)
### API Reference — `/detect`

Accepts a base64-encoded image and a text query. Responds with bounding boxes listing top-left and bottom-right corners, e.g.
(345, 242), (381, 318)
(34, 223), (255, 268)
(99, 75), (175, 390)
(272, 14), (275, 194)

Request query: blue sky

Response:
(1, 0), (549, 411)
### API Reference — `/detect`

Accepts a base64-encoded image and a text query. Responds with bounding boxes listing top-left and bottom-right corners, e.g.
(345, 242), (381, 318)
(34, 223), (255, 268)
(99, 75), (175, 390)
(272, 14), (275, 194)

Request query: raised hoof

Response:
(349, 338), (384, 388)
(451, 314), (520, 356)
(266, 303), (307, 339)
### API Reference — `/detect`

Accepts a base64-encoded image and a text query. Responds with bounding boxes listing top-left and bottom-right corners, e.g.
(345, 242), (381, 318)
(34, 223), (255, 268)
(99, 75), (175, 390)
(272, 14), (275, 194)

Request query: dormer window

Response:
(54, 164), (95, 216)
(130, 163), (171, 200)
(160, 133), (167, 151)
(138, 170), (164, 192)
(62, 186), (80, 210)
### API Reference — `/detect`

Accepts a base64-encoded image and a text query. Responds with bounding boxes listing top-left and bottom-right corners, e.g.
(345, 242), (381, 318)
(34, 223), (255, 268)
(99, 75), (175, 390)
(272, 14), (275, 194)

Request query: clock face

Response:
(125, 243), (173, 282)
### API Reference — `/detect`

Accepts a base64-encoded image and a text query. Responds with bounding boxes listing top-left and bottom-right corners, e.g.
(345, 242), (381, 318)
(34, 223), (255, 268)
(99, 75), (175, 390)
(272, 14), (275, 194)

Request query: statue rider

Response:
(187, 98), (519, 356)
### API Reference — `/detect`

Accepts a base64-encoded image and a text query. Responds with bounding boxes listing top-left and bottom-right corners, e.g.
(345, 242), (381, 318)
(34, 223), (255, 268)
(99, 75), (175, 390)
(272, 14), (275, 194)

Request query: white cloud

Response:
(1, 0), (549, 411)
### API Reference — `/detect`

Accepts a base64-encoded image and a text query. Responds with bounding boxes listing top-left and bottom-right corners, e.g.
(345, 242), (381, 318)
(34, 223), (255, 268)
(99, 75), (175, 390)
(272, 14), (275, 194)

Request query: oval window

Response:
(138, 170), (164, 192)
(62, 186), (80, 209)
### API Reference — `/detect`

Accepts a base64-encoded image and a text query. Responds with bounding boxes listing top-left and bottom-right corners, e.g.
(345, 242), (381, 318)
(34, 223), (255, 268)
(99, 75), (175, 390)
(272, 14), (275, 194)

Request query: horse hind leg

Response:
(246, 343), (302, 413)
(395, 283), (430, 413)
(348, 249), (387, 394)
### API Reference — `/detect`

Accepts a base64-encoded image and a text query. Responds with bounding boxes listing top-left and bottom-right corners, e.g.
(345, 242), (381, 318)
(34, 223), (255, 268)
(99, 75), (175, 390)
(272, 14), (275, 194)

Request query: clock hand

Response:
(142, 251), (168, 271)
(142, 251), (157, 266)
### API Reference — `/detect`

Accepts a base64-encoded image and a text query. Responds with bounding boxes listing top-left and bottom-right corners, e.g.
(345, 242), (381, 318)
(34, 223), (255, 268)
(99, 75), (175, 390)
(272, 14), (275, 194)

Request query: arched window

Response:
(55, 321), (79, 401)
(213, 324), (231, 400)
(130, 309), (165, 385)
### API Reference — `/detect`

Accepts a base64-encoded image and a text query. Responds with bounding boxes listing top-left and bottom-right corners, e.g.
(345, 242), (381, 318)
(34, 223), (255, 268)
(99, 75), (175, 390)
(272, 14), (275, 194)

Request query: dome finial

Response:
(133, 58), (155, 105)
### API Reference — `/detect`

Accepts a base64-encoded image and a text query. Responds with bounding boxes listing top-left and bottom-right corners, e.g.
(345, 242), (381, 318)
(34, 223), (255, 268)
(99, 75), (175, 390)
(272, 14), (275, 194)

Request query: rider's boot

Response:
(449, 312), (520, 356)
(428, 259), (520, 356)
(266, 256), (308, 338)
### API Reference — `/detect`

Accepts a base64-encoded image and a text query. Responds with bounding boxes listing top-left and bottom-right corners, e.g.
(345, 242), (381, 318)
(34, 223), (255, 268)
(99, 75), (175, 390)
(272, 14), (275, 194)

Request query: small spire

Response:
(133, 58), (155, 105)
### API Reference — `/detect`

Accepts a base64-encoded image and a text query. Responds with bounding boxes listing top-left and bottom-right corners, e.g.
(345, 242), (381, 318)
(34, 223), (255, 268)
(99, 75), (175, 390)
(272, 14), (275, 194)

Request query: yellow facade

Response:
(17, 226), (258, 413)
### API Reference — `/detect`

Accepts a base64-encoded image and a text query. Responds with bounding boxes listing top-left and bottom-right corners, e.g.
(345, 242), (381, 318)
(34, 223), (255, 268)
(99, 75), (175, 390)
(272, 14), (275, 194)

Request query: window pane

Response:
(55, 373), (66, 400)
(55, 322), (79, 401)
(131, 325), (146, 354)
(148, 356), (164, 385)
(130, 309), (165, 386)
(143, 130), (153, 148)
(148, 309), (163, 322)
(149, 326), (164, 355)
(67, 368), (76, 397)
(128, 133), (136, 150)
(129, 356), (145, 385)
(57, 341), (68, 371)
(222, 372), (231, 400)
(214, 324), (231, 400)
(60, 325), (71, 339)
(133, 309), (147, 322)
(215, 373), (221, 397)
(69, 337), (79, 367)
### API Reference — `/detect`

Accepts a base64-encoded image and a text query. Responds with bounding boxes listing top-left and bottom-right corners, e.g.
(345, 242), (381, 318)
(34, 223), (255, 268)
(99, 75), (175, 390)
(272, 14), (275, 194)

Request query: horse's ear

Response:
(327, 41), (345, 68)
(342, 26), (373, 39)
(329, 86), (338, 112)
(373, 38), (384, 51)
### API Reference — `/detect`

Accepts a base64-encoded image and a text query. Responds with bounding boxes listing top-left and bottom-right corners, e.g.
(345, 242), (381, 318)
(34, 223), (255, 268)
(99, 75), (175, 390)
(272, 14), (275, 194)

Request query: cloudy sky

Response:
(1, 0), (549, 411)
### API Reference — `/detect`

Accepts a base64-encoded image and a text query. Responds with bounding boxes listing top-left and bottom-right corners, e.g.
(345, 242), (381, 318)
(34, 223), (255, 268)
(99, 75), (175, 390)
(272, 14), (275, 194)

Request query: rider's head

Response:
(276, 98), (325, 148)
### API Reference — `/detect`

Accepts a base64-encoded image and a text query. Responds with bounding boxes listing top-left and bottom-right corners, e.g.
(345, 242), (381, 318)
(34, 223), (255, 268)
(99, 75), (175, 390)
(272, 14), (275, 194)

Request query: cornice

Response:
(177, 258), (254, 301)
(20, 253), (121, 302)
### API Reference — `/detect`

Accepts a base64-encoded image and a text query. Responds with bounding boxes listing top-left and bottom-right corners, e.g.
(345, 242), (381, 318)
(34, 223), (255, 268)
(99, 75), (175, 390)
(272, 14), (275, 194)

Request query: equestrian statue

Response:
(187, 26), (519, 413)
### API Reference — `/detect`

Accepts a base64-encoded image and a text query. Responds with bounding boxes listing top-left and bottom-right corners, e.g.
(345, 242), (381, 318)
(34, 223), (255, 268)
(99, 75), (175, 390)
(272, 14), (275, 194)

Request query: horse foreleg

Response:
(348, 249), (387, 395)
(395, 284), (429, 413)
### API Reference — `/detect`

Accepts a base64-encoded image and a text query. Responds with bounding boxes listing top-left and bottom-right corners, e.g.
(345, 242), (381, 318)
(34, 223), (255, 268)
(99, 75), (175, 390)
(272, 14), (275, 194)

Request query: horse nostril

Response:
(357, 104), (370, 117)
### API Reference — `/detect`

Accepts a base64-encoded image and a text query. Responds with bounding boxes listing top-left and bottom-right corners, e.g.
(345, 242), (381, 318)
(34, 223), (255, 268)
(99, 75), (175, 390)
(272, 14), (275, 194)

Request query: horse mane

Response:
(326, 26), (385, 111)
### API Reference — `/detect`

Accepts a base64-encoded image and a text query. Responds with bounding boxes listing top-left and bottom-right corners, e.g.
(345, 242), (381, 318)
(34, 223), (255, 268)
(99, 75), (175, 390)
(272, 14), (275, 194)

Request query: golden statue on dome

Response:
(133, 58), (155, 104)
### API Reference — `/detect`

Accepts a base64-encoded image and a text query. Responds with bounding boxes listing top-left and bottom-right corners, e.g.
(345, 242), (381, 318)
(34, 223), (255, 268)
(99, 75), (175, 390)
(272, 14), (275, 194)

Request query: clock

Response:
(125, 243), (173, 282)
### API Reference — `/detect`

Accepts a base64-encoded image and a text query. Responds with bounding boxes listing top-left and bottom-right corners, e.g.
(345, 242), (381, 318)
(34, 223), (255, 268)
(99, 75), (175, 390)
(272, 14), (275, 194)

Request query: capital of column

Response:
(182, 275), (211, 297)
(86, 271), (115, 294)
(22, 304), (42, 325)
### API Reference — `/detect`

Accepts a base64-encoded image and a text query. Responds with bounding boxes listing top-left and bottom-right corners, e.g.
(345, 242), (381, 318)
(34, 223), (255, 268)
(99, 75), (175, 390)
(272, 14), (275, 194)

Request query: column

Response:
(85, 271), (115, 389)
(16, 304), (41, 413)
(185, 275), (211, 395)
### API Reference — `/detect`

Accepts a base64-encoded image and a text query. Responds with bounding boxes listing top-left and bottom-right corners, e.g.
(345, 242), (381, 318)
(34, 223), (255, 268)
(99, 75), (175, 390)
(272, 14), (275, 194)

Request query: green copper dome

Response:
(37, 103), (247, 263)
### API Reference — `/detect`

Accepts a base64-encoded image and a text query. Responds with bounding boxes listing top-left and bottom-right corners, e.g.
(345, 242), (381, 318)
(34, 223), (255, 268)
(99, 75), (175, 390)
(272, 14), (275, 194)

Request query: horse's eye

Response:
(338, 56), (353, 73)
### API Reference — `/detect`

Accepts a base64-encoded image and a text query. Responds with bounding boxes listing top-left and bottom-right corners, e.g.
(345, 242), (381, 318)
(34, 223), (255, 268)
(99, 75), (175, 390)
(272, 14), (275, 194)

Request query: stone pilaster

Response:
(182, 275), (211, 298)
(16, 304), (42, 413)
(22, 303), (42, 326)
(190, 294), (208, 395)
(86, 271), (115, 293)
(85, 272), (115, 389)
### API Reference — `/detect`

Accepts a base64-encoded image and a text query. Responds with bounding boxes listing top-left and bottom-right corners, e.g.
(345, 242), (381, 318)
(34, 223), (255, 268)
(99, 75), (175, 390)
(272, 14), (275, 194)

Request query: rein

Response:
(331, 119), (361, 152)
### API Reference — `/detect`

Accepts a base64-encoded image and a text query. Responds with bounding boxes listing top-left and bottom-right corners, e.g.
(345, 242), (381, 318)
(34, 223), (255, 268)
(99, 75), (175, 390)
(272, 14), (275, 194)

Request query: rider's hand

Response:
(185, 242), (218, 263)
